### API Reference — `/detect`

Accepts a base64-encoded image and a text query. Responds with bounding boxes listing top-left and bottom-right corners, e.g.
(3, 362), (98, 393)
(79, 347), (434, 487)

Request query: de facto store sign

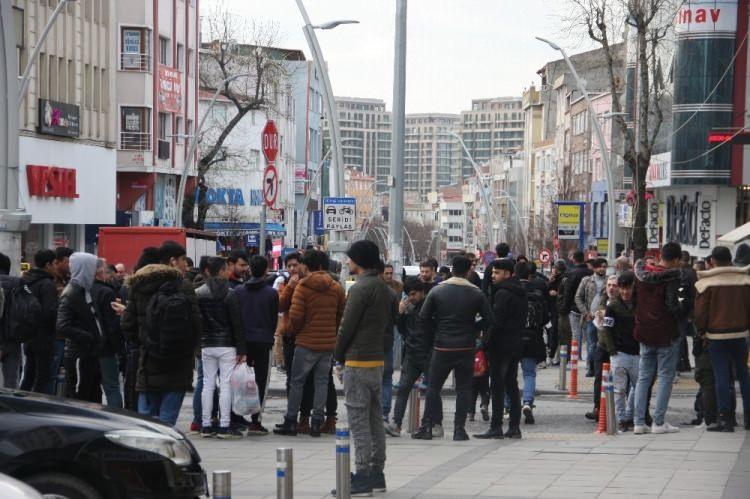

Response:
(19, 137), (115, 225)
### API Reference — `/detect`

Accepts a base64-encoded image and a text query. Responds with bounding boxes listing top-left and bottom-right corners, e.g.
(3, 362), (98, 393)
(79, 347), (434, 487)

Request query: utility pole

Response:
(388, 0), (407, 268)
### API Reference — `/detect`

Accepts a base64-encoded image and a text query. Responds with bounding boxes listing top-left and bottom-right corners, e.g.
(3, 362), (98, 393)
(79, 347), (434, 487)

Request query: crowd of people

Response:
(0, 237), (749, 496)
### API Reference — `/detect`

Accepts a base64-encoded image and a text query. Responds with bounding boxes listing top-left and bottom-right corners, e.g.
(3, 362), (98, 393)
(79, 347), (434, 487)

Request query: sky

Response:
(209, 0), (597, 114)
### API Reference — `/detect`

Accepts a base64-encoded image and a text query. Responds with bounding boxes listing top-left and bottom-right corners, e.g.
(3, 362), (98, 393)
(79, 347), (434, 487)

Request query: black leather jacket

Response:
(92, 280), (125, 356)
(419, 277), (493, 350)
(486, 277), (527, 358)
(57, 282), (102, 358)
(397, 300), (433, 364)
(196, 278), (246, 354)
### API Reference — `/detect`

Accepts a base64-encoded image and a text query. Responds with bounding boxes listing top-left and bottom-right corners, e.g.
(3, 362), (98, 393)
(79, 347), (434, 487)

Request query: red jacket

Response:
(634, 260), (684, 347)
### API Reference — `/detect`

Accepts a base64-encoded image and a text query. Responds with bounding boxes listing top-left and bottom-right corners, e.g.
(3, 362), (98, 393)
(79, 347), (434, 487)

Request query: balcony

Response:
(120, 131), (151, 151)
(120, 52), (151, 72)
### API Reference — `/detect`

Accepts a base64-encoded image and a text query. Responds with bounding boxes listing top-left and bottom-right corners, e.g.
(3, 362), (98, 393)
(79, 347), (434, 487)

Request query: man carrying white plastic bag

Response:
(231, 364), (261, 416)
(196, 257), (247, 439)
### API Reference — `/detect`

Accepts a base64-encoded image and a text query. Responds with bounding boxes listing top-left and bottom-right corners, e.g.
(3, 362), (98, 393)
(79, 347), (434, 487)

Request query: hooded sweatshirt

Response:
(57, 252), (102, 357)
(633, 260), (684, 347)
(234, 276), (279, 344)
(288, 270), (346, 351)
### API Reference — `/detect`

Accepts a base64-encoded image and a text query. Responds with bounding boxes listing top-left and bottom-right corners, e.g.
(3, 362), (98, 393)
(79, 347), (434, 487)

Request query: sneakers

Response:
(651, 422), (680, 434)
(707, 414), (735, 433)
(411, 426), (432, 440)
(370, 469), (386, 493)
(617, 421), (630, 433)
(523, 404), (535, 425)
(585, 410), (598, 421)
(189, 422), (201, 435)
(431, 424), (444, 438)
(480, 404), (490, 422)
(247, 422), (269, 436)
(216, 426), (243, 439)
(331, 472), (373, 497)
(384, 422), (401, 437)
(453, 427), (469, 441)
(200, 426), (216, 438)
(633, 424), (650, 435)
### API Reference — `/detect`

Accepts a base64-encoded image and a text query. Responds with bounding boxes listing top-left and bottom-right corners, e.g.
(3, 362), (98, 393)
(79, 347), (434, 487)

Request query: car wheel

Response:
(25, 472), (103, 499)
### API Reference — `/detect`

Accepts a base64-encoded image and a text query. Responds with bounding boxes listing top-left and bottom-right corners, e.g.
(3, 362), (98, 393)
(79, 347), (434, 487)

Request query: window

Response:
(158, 112), (169, 140)
(176, 43), (184, 69)
(120, 107), (151, 150)
(83, 63), (91, 109)
(159, 37), (169, 65)
(121, 27), (150, 71)
(187, 48), (193, 75)
(186, 119), (193, 138)
(93, 65), (100, 111)
(572, 112), (587, 135)
(175, 117), (183, 143)
(157, 113), (170, 159)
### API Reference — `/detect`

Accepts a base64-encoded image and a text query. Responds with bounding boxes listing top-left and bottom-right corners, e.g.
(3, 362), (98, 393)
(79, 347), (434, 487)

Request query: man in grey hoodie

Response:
(57, 252), (104, 403)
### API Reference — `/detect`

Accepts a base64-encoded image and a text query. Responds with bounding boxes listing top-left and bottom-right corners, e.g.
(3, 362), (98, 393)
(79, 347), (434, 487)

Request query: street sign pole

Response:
(260, 204), (267, 257)
(261, 121), (279, 259)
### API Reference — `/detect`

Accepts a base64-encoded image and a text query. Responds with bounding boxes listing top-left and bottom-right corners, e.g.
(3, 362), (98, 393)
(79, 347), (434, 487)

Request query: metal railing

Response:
(120, 131), (151, 151)
(120, 52), (151, 72)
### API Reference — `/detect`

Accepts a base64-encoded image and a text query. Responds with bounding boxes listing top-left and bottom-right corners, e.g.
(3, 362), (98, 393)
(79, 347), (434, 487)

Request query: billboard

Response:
(158, 65), (182, 113)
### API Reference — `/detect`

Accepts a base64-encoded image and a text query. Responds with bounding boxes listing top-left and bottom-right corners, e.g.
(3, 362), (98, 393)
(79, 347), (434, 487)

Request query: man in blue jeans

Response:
(121, 241), (202, 427)
(561, 251), (592, 363)
(694, 246), (750, 432)
(633, 242), (686, 435)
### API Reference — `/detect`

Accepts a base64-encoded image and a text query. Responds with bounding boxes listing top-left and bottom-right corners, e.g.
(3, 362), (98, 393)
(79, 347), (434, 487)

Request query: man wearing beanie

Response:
(333, 240), (392, 496)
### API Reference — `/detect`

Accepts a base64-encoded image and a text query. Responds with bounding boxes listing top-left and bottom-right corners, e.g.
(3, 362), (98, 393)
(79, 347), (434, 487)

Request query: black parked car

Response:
(0, 389), (207, 499)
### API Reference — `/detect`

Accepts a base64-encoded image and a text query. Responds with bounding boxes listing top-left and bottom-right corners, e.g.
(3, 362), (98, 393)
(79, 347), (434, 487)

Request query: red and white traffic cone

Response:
(596, 362), (610, 434)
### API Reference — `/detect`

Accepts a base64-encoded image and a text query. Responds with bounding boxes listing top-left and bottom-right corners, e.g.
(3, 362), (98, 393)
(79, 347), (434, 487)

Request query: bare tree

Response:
(182, 4), (285, 229)
(564, 0), (677, 259)
(403, 219), (435, 262)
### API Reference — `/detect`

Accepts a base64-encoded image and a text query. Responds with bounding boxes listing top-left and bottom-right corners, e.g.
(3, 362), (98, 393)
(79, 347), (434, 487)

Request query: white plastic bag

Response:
(230, 364), (261, 415)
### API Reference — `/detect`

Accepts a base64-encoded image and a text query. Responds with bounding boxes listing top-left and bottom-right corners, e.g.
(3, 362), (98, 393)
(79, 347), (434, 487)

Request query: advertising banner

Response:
(38, 99), (80, 138)
(158, 65), (182, 113)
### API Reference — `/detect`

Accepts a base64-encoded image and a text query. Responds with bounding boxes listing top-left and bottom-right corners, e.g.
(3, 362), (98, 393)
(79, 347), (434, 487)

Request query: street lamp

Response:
(294, 0), (357, 205)
(175, 72), (251, 228)
(17, 0), (77, 104)
(536, 36), (617, 264)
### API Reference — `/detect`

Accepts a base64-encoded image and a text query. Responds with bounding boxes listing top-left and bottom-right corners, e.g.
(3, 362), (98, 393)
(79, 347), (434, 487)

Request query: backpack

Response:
(145, 279), (194, 362)
(5, 280), (42, 343)
(522, 289), (547, 362)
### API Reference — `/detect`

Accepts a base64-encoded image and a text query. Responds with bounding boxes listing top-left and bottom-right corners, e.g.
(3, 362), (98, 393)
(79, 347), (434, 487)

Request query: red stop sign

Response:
(262, 120), (279, 163)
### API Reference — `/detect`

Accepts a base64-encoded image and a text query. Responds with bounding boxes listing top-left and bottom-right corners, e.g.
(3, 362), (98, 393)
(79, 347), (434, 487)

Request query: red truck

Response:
(98, 227), (218, 272)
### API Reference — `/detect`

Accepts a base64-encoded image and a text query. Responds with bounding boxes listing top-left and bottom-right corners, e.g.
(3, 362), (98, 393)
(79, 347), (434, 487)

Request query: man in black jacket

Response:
(386, 278), (433, 437)
(561, 251), (592, 355)
(482, 242), (511, 297)
(475, 258), (527, 439)
(92, 259), (125, 408)
(0, 252), (22, 389)
(413, 255), (493, 441)
(197, 257), (246, 439)
(19, 249), (59, 394)
(58, 252), (104, 403)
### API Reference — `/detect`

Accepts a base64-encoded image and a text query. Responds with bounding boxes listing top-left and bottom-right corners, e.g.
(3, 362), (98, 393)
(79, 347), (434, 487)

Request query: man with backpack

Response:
(516, 261), (549, 425)
(235, 255), (279, 435)
(17, 249), (59, 394)
(0, 252), (22, 389)
(474, 259), (526, 439)
(121, 241), (202, 426)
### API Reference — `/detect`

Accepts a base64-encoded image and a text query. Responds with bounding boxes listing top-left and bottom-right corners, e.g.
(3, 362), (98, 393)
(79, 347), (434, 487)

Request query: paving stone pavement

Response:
(184, 363), (749, 499)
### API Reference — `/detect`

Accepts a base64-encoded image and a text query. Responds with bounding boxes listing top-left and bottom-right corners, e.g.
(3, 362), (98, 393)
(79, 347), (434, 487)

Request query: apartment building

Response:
(456, 97), (524, 180)
(404, 113), (460, 201)
(323, 97), (392, 193)
(15, 0), (116, 255)
(114, 0), (200, 228)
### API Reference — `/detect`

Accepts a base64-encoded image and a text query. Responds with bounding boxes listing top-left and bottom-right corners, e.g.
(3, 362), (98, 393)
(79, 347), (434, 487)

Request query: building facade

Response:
(15, 0), (117, 255)
(114, 0), (200, 228)
(404, 113), (460, 201)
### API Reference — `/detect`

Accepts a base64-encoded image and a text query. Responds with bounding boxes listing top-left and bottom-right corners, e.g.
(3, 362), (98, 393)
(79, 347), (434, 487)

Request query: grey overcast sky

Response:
(208, 0), (595, 114)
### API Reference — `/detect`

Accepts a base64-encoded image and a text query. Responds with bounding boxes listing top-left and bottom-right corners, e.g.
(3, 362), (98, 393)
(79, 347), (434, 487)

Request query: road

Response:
(183, 363), (750, 499)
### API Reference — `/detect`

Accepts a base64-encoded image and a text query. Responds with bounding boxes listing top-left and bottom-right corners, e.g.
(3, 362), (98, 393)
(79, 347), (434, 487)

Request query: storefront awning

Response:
(204, 222), (287, 237)
(717, 221), (750, 247)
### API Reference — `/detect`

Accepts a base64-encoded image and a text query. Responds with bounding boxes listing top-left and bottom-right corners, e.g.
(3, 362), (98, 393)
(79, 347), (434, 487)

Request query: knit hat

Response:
(346, 240), (381, 270)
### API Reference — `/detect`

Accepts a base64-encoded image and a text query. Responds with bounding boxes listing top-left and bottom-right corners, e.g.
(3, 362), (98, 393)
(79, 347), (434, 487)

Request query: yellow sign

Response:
(557, 204), (582, 240)
(597, 239), (609, 255)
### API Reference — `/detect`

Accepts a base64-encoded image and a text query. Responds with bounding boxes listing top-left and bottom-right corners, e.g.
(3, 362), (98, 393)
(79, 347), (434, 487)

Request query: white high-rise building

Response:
(404, 114), (460, 202)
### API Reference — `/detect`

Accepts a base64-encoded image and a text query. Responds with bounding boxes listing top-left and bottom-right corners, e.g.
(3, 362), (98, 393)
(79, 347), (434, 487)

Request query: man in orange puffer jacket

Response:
(273, 249), (346, 436)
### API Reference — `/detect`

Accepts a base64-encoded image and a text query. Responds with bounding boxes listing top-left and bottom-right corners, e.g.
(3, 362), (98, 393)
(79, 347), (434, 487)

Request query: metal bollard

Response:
(212, 470), (231, 499)
(405, 385), (420, 433)
(606, 370), (617, 435)
(276, 448), (293, 499)
(335, 425), (350, 499)
(558, 345), (568, 391)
